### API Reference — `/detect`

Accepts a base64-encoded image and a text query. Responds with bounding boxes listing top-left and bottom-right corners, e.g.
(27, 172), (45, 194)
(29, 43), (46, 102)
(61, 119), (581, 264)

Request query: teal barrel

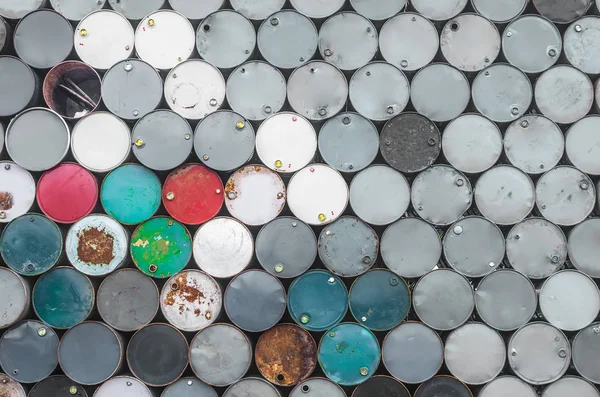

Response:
(130, 217), (192, 279)
(349, 269), (411, 331)
(287, 270), (348, 332)
(0, 213), (62, 276)
(100, 164), (162, 225)
(318, 323), (380, 386)
(32, 266), (94, 329)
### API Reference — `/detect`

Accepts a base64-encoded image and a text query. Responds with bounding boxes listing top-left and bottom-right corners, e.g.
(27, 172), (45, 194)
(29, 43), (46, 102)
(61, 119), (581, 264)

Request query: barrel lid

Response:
(472, 63), (532, 122)
(135, 10), (195, 70)
(349, 62), (409, 121)
(290, 378), (346, 397)
(59, 321), (123, 385)
(75, 10), (134, 70)
(168, 0), (222, 19)
(444, 323), (506, 385)
(352, 376), (410, 397)
(569, 218), (600, 277)
(411, 0), (467, 21)
(318, 12), (377, 71)
(197, 10), (255, 70)
(410, 63), (470, 122)
(37, 164), (98, 224)
(193, 217), (254, 278)
(349, 165), (410, 225)
(536, 65), (593, 124)
(442, 114), (502, 174)
(72, 112), (131, 173)
(14, 9), (73, 69)
(287, 164), (349, 226)
(475, 165), (535, 225)
(505, 115), (564, 174)
(226, 61), (287, 121)
(290, 0), (344, 18)
(567, 116), (600, 175)
(162, 164), (224, 225)
(102, 59), (163, 121)
(471, 0), (527, 23)
(479, 376), (536, 397)
(66, 214), (129, 277)
(536, 166), (596, 226)
(190, 323), (252, 387)
(288, 61), (348, 121)
(108, 0), (165, 20)
(0, 56), (36, 117)
(0, 0), (44, 19)
(0, 162), (35, 223)
(573, 323), (600, 384)
(318, 216), (378, 277)
(381, 113), (440, 174)
(413, 269), (474, 331)
(256, 217), (317, 278)
(543, 377), (600, 397)
(411, 165), (473, 226)
(0, 320), (59, 383)
(230, 0), (284, 20)
(508, 322), (570, 385)
(381, 218), (441, 278)
(287, 270), (348, 331)
(161, 377), (218, 397)
(0, 213), (62, 276)
(127, 323), (189, 387)
(0, 268), (29, 329)
(224, 165), (286, 226)
(256, 112), (317, 173)
(351, 0), (407, 20)
(441, 14), (500, 72)
(564, 17), (600, 74)
(257, 10), (317, 69)
(380, 13), (439, 72)
(414, 376), (472, 397)
(101, 164), (162, 225)
(443, 216), (504, 277)
(382, 322), (443, 384)
(533, 0), (592, 24)
(97, 268), (159, 332)
(223, 378), (281, 397)
(160, 270), (222, 332)
(0, 17), (7, 53)
(540, 270), (600, 331)
(131, 217), (192, 279)
(7, 373), (36, 397)
(506, 217), (567, 279)
(475, 270), (537, 331)
(50, 0), (106, 21)
(132, 110), (194, 171)
(93, 376), (154, 397)
(33, 267), (94, 329)
(7, 108), (70, 171)
(224, 270), (286, 332)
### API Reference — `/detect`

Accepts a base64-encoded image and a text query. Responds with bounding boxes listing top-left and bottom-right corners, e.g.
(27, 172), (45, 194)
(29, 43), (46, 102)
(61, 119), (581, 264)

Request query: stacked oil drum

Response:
(2, 0), (600, 396)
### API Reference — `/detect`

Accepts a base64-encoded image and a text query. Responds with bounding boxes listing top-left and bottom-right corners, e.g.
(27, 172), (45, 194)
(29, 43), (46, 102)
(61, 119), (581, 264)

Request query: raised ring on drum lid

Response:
(28, 376), (87, 397)
(414, 376), (472, 397)
(352, 376), (410, 397)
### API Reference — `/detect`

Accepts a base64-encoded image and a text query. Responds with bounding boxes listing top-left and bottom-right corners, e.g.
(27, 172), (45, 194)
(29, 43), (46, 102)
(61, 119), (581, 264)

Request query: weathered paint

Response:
(255, 324), (317, 386)
(414, 376), (472, 397)
(223, 378), (281, 397)
(533, 0), (591, 24)
(37, 163), (98, 224)
(0, 268), (29, 329)
(0, 56), (38, 117)
(32, 267), (94, 329)
(289, 378), (346, 397)
(190, 323), (252, 387)
(43, 62), (101, 119)
(0, 0), (45, 19)
(224, 270), (286, 332)
(162, 164), (223, 225)
(543, 377), (600, 397)
(160, 270), (222, 332)
(193, 217), (253, 278)
(349, 269), (410, 331)
(411, 0), (467, 20)
(97, 268), (160, 332)
(471, 0), (527, 23)
(161, 377), (218, 397)
(168, 0), (223, 19)
(287, 270), (348, 332)
(28, 375), (87, 397)
(317, 323), (380, 386)
(0, 162), (35, 223)
(59, 321), (124, 385)
(569, 218), (600, 278)
(127, 323), (189, 387)
(479, 376), (536, 397)
(0, 320), (59, 383)
(108, 0), (166, 20)
(0, 373), (27, 397)
(66, 214), (129, 277)
(50, 0), (106, 21)
(101, 164), (162, 225)
(573, 322), (600, 384)
(352, 376), (410, 397)
(130, 217), (192, 279)
(94, 376), (154, 397)
(567, 116), (600, 175)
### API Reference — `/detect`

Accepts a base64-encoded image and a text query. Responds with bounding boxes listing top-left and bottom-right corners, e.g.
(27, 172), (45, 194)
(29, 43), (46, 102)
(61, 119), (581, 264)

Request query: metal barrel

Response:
(229, 0), (284, 21)
(93, 375), (155, 397)
(222, 378), (281, 397)
(289, 378), (346, 397)
(352, 376), (410, 397)
(533, 0), (592, 24)
(542, 377), (600, 397)
(0, 268), (30, 329)
(108, 0), (166, 21)
(572, 323), (600, 384)
(0, 1), (46, 20)
(566, 116), (600, 176)
(0, 162), (35, 222)
(411, 0), (467, 21)
(49, 0), (106, 21)
(479, 376), (536, 397)
(291, 0), (344, 19)
(414, 376), (472, 397)
(568, 218), (600, 277)
(29, 375), (87, 397)
(351, 0), (407, 21)
(471, 0), (527, 23)
(161, 377), (218, 397)
(1, 373), (28, 397)
(168, 0), (224, 21)
(0, 56), (39, 117)
(564, 17), (600, 74)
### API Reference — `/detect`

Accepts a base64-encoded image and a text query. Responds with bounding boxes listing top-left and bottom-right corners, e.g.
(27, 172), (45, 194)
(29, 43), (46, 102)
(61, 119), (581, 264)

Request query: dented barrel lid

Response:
(161, 377), (218, 397)
(0, 0), (45, 19)
(94, 376), (154, 397)
(0, 56), (38, 117)
(223, 378), (281, 397)
(569, 218), (600, 278)
(479, 376), (536, 397)
(0, 162), (35, 223)
(289, 378), (346, 397)
(108, 0), (166, 20)
(0, 268), (29, 329)
(50, 0), (106, 21)
(471, 0), (527, 23)
(168, 0), (223, 20)
(414, 376), (472, 397)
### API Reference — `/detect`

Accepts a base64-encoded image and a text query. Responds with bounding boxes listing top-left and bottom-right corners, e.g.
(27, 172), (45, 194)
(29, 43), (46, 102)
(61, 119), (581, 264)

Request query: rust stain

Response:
(164, 273), (206, 315)
(132, 239), (149, 247)
(0, 192), (13, 211)
(77, 227), (115, 265)
(225, 177), (236, 196)
(255, 324), (317, 386)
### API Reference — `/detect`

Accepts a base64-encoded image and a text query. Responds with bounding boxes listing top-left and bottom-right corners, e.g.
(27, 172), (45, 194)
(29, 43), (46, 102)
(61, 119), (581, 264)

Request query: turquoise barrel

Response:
(318, 323), (380, 386)
(349, 269), (411, 331)
(287, 270), (348, 332)
(0, 213), (62, 276)
(100, 164), (162, 225)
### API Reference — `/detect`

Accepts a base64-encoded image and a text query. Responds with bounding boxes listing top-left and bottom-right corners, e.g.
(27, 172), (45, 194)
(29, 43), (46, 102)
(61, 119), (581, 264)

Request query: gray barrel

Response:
(479, 376), (536, 397)
(414, 376), (472, 397)
(0, 0), (45, 19)
(471, 0), (527, 23)
(0, 56), (39, 117)
(108, 0), (166, 20)
(569, 218), (600, 278)
(351, 0), (407, 20)
(230, 0), (284, 20)
(533, 0), (592, 24)
(161, 378), (217, 397)
(223, 378), (281, 397)
(168, 0), (223, 20)
(411, 0), (467, 21)
(94, 376), (155, 397)
(0, 268), (30, 329)
(567, 116), (600, 175)
(564, 17), (600, 74)
(291, 0), (344, 19)
(290, 378), (346, 397)
(49, 0), (105, 21)
(573, 323), (600, 384)
(543, 377), (600, 397)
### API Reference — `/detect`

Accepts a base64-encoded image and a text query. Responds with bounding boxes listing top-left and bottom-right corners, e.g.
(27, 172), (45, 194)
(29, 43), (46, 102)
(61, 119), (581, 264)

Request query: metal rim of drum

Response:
(0, 162), (36, 223)
(471, 0), (528, 23)
(414, 375), (473, 397)
(566, 115), (600, 175)
(568, 218), (600, 278)
(0, 267), (30, 329)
